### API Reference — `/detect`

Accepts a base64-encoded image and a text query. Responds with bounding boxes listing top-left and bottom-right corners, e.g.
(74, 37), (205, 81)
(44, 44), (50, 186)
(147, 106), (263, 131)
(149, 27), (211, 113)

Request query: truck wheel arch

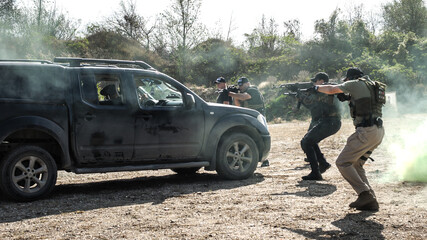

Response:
(203, 114), (265, 170)
(0, 116), (71, 169)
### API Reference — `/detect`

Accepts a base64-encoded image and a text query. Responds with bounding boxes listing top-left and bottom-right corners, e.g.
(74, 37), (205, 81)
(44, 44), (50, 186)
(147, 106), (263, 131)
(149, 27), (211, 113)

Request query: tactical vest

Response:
(302, 93), (340, 120)
(350, 77), (386, 121)
(242, 86), (265, 115)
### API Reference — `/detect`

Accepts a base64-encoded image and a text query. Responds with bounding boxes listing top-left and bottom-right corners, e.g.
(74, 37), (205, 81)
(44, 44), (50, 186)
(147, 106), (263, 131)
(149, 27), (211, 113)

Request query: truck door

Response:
(132, 73), (205, 160)
(73, 69), (134, 164)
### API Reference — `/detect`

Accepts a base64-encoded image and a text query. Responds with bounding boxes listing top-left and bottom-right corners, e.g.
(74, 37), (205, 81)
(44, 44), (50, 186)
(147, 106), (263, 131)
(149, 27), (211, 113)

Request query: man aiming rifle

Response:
(309, 67), (386, 211)
(214, 77), (234, 104)
(283, 72), (342, 180)
(228, 77), (266, 116)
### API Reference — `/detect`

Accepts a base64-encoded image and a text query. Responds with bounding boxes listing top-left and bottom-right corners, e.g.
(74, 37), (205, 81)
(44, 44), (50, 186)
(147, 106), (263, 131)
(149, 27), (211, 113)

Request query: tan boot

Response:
(349, 191), (377, 209)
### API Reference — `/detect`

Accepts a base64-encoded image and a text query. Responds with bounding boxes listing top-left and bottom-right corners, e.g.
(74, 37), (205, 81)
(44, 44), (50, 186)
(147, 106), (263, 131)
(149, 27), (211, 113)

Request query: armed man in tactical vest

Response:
(310, 67), (386, 211)
(229, 77), (269, 167)
(298, 72), (342, 181)
(229, 77), (266, 116)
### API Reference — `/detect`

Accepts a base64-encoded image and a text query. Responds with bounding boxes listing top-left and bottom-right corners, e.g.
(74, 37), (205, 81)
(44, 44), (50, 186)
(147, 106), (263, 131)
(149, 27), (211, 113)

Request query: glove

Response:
(337, 93), (351, 102)
(221, 88), (229, 95)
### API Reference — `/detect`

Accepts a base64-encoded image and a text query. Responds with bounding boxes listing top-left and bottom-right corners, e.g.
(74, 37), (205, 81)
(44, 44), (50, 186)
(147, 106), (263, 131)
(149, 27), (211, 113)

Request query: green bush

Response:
(265, 94), (309, 122)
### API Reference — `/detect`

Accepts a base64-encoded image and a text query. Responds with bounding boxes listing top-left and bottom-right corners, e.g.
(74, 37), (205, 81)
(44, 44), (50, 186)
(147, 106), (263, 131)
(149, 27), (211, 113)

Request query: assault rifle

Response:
(275, 82), (314, 95)
(276, 81), (346, 110)
(274, 82), (314, 110)
(216, 85), (239, 94)
(227, 85), (239, 93)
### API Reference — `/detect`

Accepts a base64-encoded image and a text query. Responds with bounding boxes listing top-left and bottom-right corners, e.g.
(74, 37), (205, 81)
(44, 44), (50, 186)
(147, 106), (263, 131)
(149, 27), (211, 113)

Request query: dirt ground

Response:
(0, 116), (426, 240)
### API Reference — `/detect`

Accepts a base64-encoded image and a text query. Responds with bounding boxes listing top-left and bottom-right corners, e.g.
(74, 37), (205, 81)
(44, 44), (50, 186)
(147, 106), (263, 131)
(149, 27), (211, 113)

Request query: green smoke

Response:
(390, 121), (427, 182)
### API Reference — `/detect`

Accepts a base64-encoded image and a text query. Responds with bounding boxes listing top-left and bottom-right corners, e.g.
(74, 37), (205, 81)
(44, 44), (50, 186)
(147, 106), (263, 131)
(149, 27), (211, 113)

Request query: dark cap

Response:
(311, 72), (329, 82)
(344, 67), (364, 80)
(237, 77), (249, 86)
(214, 77), (226, 84)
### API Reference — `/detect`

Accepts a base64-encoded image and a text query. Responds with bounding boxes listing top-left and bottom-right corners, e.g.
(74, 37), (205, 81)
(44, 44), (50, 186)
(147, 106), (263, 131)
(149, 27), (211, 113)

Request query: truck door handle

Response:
(84, 113), (95, 121)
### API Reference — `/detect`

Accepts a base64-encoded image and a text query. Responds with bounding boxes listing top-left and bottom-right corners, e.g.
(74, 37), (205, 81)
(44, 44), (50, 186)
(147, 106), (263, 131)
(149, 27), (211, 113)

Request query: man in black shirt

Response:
(214, 77), (232, 104)
(298, 72), (342, 180)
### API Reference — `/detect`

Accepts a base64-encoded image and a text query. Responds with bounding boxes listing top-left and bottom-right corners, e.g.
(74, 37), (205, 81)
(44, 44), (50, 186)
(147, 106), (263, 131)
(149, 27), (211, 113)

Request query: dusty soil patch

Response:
(1, 116), (426, 239)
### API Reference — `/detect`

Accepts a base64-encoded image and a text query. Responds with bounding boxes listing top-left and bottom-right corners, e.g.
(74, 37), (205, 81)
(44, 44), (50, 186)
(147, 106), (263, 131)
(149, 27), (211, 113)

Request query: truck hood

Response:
(205, 102), (261, 118)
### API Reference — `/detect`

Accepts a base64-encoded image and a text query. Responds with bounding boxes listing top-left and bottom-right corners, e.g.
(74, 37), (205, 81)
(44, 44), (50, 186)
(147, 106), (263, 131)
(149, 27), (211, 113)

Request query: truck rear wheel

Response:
(216, 133), (259, 180)
(0, 145), (57, 201)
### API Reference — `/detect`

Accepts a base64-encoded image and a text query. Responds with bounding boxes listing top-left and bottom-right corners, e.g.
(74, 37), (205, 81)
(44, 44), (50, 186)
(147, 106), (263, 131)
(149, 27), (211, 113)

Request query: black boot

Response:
(319, 162), (331, 173)
(260, 159), (270, 167)
(303, 157), (322, 180)
(302, 171), (323, 180)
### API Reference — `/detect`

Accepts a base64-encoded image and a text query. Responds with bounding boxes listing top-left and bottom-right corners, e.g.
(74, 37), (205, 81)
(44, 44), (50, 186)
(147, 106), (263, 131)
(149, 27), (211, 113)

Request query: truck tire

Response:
(216, 133), (259, 180)
(0, 145), (57, 201)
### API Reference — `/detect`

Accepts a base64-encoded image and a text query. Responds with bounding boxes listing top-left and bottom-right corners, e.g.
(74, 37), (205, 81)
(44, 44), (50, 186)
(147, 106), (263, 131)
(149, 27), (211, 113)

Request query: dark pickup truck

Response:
(0, 58), (270, 201)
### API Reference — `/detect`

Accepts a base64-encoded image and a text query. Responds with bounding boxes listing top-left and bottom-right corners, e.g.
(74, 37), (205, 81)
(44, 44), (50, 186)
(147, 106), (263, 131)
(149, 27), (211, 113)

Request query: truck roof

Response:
(0, 58), (157, 71)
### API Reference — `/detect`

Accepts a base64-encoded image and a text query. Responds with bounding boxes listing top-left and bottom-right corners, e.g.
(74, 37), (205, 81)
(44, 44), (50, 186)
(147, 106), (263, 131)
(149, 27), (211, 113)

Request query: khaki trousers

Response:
(336, 125), (385, 194)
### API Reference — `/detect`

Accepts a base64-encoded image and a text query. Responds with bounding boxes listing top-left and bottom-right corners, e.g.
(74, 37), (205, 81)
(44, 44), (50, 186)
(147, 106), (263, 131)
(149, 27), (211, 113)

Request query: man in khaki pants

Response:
(310, 67), (385, 211)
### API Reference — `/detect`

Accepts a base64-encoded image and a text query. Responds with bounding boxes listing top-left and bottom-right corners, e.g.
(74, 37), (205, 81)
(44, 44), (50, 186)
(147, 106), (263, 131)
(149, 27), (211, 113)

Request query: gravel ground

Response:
(0, 116), (426, 239)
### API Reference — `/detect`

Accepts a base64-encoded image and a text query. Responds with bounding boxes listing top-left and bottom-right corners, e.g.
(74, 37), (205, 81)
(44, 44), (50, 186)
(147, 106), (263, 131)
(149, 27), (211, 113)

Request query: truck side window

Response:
(80, 74), (98, 105)
(80, 73), (124, 105)
(133, 75), (183, 108)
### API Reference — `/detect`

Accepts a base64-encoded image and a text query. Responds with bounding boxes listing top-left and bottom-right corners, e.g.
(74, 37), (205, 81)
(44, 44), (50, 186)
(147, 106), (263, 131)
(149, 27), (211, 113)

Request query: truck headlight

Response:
(257, 114), (268, 129)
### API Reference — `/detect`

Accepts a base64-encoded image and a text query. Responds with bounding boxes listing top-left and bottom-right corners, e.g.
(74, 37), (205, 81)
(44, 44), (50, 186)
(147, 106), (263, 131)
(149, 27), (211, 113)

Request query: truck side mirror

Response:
(185, 93), (195, 109)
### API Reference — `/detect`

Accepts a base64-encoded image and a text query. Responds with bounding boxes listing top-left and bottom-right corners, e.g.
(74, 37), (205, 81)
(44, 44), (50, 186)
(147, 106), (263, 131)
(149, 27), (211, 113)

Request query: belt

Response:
(356, 117), (383, 128)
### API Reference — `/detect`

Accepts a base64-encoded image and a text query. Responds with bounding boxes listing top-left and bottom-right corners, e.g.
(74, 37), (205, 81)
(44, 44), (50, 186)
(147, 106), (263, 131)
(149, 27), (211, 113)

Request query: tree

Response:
(350, 20), (374, 58)
(0, 0), (79, 58)
(382, 0), (427, 37)
(0, 0), (20, 36)
(27, 0), (79, 41)
(151, 17), (170, 58)
(161, 0), (206, 82)
(244, 15), (281, 58)
(283, 19), (301, 40)
(192, 38), (246, 85)
(310, 9), (352, 74)
(107, 0), (155, 50)
(162, 0), (205, 51)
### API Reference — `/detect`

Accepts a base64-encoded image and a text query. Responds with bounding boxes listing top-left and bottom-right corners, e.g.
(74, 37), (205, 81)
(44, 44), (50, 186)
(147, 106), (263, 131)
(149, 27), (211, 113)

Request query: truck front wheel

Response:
(216, 133), (259, 180)
(0, 145), (57, 201)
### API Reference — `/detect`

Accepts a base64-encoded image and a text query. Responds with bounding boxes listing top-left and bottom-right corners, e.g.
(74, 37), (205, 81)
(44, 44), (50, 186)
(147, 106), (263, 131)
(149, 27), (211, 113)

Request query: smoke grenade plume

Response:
(389, 120), (427, 182)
